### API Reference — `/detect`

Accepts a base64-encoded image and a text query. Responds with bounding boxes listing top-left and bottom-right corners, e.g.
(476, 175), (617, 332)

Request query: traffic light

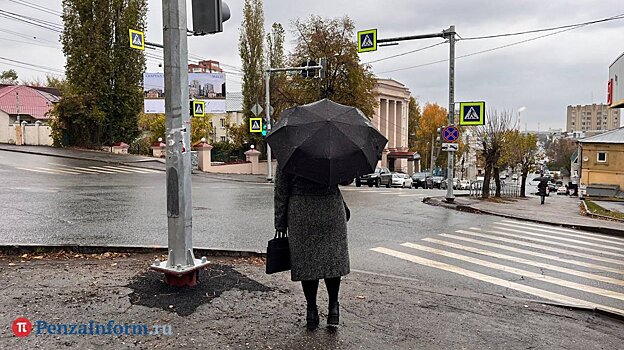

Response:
(436, 126), (446, 144)
(191, 0), (231, 35)
(319, 58), (327, 79)
(261, 119), (267, 137)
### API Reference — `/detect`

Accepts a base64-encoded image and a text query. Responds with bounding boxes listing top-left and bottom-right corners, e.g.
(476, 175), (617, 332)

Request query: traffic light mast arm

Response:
(377, 31), (446, 44)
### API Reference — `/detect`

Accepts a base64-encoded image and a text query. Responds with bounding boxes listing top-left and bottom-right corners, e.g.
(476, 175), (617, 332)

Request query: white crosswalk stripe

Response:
(370, 219), (624, 317)
(501, 219), (624, 243)
(16, 164), (161, 176)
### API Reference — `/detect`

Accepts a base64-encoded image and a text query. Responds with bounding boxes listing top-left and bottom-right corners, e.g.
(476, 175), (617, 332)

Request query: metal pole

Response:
(445, 25), (456, 202)
(16, 92), (20, 124)
(430, 134), (435, 172)
(152, 0), (207, 285)
(265, 68), (272, 181)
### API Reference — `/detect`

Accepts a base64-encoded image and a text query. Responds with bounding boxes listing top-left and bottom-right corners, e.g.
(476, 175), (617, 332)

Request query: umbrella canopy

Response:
(533, 176), (550, 182)
(266, 99), (388, 186)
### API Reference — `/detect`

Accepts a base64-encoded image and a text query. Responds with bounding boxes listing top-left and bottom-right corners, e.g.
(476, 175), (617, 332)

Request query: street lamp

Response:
(517, 106), (526, 131)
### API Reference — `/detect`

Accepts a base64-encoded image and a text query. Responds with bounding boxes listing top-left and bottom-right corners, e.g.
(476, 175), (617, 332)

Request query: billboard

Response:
(608, 52), (624, 108)
(143, 72), (227, 114)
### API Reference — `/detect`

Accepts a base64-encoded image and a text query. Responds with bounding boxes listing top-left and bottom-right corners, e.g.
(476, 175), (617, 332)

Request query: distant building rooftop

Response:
(0, 85), (60, 120)
(578, 126), (624, 144)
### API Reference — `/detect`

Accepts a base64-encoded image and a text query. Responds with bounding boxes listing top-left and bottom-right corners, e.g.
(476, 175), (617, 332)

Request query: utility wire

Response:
(0, 56), (64, 74)
(377, 13), (624, 74)
(8, 0), (63, 16)
(362, 41), (447, 65)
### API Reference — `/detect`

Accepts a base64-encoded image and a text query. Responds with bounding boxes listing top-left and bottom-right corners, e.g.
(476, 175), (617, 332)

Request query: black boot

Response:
(306, 306), (319, 330)
(327, 302), (339, 326)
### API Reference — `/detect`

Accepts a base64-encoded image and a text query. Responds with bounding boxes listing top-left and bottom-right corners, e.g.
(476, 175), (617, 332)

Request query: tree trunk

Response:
(493, 167), (501, 197)
(520, 167), (529, 197)
(482, 163), (492, 198)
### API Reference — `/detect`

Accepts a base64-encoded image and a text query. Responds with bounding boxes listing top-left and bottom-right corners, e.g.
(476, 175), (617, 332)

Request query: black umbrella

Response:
(266, 99), (388, 186)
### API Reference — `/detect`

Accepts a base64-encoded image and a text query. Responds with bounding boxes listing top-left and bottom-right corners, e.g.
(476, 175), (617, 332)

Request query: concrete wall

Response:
(580, 143), (624, 190)
(207, 160), (277, 175)
(0, 117), (53, 146)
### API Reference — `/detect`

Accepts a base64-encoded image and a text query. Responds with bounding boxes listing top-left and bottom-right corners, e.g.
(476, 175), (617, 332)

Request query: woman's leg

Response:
(301, 280), (320, 329)
(325, 277), (341, 325)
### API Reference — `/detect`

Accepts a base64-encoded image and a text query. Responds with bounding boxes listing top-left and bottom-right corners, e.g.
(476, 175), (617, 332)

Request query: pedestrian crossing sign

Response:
(250, 118), (262, 133)
(129, 29), (144, 50)
(192, 100), (205, 117)
(459, 101), (486, 126)
(357, 29), (377, 53)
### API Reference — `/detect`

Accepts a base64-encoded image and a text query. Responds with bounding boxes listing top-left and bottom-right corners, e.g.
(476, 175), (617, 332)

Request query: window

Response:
(220, 136), (226, 142)
(597, 151), (607, 163)
(220, 118), (226, 128)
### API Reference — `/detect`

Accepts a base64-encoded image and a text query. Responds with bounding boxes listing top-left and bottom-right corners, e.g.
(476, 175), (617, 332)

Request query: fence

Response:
(468, 180), (521, 198)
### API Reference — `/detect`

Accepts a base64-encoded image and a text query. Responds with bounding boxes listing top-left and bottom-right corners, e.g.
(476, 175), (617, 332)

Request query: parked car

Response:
(453, 178), (461, 189)
(511, 174), (518, 181)
(556, 186), (569, 195)
(411, 172), (431, 189)
(432, 176), (447, 189)
(459, 179), (471, 190)
(391, 173), (412, 188)
(356, 167), (392, 187)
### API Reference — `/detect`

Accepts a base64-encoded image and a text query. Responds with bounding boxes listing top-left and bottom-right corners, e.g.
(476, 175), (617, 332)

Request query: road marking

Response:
(88, 166), (132, 174)
(101, 165), (150, 174)
(37, 167), (82, 175)
(480, 227), (624, 258)
(457, 229), (624, 266)
(53, 166), (99, 174)
(501, 219), (624, 243)
(402, 242), (624, 301)
(16, 167), (57, 174)
(371, 247), (624, 317)
(439, 233), (624, 275)
(493, 225), (624, 251)
(497, 221), (624, 246)
(111, 165), (162, 173)
(423, 238), (624, 286)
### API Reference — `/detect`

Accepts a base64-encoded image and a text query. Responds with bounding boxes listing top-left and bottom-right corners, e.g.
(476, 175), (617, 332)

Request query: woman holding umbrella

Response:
(268, 99), (387, 330)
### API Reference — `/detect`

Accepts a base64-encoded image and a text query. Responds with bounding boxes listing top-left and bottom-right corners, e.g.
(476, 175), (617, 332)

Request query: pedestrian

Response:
(538, 178), (548, 205)
(274, 167), (350, 330)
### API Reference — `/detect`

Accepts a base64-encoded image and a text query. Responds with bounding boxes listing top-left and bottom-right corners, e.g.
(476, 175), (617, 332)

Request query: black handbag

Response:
(266, 230), (291, 274)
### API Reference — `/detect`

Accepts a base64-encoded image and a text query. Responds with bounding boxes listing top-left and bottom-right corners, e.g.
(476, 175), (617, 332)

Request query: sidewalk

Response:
(0, 252), (621, 349)
(424, 194), (624, 236)
(0, 144), (270, 183)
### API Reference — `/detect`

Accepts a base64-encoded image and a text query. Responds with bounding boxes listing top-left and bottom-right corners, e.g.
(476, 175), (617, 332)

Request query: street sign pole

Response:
(151, 0), (208, 287)
(445, 25), (456, 203)
(265, 65), (272, 181)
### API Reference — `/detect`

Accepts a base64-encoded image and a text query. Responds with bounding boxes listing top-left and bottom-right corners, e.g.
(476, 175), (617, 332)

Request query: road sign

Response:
(192, 100), (205, 117)
(250, 117), (262, 133)
(443, 125), (460, 143)
(442, 143), (459, 152)
(459, 101), (485, 126)
(357, 29), (377, 53)
(129, 29), (144, 50)
(251, 103), (263, 117)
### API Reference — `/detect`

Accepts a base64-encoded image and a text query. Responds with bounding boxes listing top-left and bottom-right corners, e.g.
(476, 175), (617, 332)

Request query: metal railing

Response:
(468, 180), (521, 198)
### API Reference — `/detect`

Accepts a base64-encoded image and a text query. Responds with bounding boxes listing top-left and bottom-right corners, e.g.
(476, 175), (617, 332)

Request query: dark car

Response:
(432, 176), (447, 189)
(356, 167), (392, 187)
(411, 172), (431, 189)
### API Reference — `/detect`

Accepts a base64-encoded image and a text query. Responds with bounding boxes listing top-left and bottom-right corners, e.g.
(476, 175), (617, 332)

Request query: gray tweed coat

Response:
(274, 167), (350, 281)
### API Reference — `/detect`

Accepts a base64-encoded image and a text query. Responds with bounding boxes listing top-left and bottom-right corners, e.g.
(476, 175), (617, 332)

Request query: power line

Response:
(0, 56), (64, 75)
(460, 13), (624, 40)
(8, 0), (63, 17)
(377, 13), (624, 74)
(363, 41), (447, 65)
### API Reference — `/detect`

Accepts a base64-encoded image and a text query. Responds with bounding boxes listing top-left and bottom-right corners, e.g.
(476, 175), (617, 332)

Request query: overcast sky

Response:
(1, 0), (623, 131)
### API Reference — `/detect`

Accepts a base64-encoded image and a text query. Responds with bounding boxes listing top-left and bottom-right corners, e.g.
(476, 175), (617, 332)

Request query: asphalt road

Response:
(1, 150), (623, 317)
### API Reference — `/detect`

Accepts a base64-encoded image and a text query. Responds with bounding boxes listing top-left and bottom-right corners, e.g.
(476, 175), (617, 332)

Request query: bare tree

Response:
(474, 110), (514, 198)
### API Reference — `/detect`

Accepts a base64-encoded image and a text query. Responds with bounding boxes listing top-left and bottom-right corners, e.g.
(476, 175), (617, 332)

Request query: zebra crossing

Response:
(371, 219), (624, 317)
(15, 163), (162, 176)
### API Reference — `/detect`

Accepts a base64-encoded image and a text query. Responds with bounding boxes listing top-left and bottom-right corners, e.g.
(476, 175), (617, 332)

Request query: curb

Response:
(423, 197), (624, 238)
(0, 244), (266, 258)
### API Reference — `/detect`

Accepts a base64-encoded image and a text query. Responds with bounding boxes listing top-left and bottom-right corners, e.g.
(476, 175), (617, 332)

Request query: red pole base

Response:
(164, 271), (198, 287)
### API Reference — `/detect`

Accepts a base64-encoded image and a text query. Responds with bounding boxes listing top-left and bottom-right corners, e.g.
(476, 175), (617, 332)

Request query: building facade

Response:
(372, 79), (418, 173)
(188, 60), (223, 73)
(578, 126), (624, 193)
(566, 104), (620, 132)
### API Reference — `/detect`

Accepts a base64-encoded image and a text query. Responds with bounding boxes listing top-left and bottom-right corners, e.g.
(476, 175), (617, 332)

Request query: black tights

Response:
(301, 277), (341, 310)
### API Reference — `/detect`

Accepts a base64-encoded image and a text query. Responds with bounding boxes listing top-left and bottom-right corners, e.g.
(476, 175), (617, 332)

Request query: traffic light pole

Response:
(445, 26), (456, 203)
(150, 0), (208, 287)
(264, 62), (323, 181)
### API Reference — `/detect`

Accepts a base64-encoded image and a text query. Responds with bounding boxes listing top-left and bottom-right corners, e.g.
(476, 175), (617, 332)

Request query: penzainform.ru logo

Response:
(12, 317), (172, 337)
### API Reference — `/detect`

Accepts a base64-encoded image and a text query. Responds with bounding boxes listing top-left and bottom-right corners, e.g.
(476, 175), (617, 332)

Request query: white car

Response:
(459, 179), (471, 190)
(556, 186), (568, 195)
(391, 173), (412, 188)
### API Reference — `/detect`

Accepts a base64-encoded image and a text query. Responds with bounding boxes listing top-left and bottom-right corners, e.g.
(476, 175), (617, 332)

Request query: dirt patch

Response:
(126, 265), (273, 316)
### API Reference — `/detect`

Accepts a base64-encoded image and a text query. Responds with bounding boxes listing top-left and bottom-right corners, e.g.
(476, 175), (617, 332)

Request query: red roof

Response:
(0, 85), (60, 120)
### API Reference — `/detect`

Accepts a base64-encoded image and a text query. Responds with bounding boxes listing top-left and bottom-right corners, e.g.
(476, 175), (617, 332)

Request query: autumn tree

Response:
(52, 0), (147, 147)
(502, 130), (538, 197)
(546, 138), (576, 175)
(474, 110), (514, 198)
(283, 15), (377, 118)
(407, 97), (421, 151)
(415, 103), (447, 170)
(0, 70), (18, 84)
(238, 0), (265, 150)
